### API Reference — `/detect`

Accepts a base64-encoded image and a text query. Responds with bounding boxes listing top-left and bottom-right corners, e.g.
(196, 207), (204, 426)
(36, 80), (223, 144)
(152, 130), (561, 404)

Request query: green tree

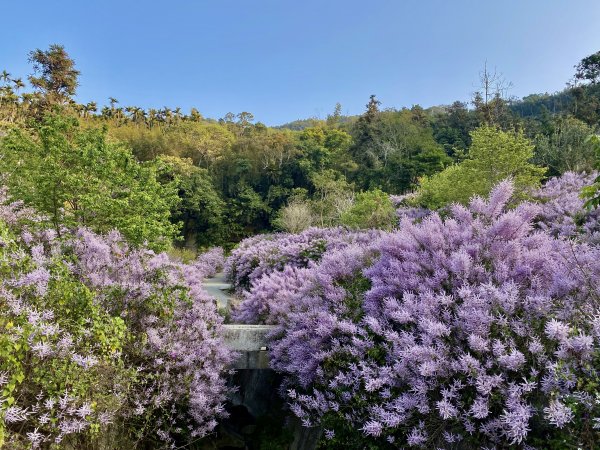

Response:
(349, 95), (381, 169)
(374, 109), (450, 193)
(157, 156), (226, 248)
(570, 84), (600, 125)
(225, 184), (270, 240)
(581, 135), (600, 208)
(28, 44), (80, 109)
(574, 50), (600, 85)
(431, 101), (478, 157)
(340, 189), (396, 230)
(109, 124), (171, 161)
(295, 126), (355, 181)
(350, 106), (450, 193)
(216, 126), (298, 224)
(417, 126), (546, 208)
(0, 113), (179, 250)
(326, 102), (343, 128)
(164, 121), (235, 167)
(310, 169), (353, 227)
(533, 116), (597, 176)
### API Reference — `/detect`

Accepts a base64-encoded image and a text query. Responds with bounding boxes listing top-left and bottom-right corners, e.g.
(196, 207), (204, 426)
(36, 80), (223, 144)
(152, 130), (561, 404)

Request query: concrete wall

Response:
(222, 324), (276, 369)
(220, 324), (321, 450)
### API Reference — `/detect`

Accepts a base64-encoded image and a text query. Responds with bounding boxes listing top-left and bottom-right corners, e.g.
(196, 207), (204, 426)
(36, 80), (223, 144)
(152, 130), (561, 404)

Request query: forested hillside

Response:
(2, 45), (599, 253)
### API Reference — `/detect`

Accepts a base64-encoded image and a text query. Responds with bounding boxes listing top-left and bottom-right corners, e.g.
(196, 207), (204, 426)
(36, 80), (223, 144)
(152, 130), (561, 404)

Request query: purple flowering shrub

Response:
(391, 193), (432, 224)
(232, 265), (313, 325)
(534, 171), (600, 244)
(0, 224), (132, 448)
(0, 191), (232, 448)
(396, 205), (432, 223)
(69, 229), (234, 444)
(263, 181), (600, 448)
(225, 229), (329, 292)
(193, 246), (225, 277)
(228, 227), (383, 325)
(225, 227), (382, 292)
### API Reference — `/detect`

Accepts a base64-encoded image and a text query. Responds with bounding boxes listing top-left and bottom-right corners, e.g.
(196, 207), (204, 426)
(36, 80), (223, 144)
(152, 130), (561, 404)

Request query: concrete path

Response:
(202, 273), (278, 369)
(203, 272), (233, 309)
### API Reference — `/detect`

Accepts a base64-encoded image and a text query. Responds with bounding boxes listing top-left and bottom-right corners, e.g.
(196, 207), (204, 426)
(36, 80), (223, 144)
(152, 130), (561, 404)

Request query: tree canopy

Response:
(1, 45), (600, 249)
(28, 44), (80, 109)
(0, 113), (179, 250)
(417, 126), (546, 208)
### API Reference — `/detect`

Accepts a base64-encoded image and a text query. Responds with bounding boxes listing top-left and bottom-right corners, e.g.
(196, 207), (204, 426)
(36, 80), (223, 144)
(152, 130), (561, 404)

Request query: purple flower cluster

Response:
(0, 186), (43, 227)
(232, 264), (313, 324)
(0, 189), (232, 446)
(68, 229), (233, 442)
(225, 227), (383, 292)
(235, 180), (600, 447)
(534, 171), (600, 243)
(193, 246), (225, 277)
(396, 205), (432, 223)
(2, 392), (112, 447)
(391, 193), (432, 224)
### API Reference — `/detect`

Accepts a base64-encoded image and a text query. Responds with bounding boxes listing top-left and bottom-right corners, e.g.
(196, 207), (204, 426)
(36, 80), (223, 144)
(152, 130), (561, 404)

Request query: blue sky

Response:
(1, 0), (599, 125)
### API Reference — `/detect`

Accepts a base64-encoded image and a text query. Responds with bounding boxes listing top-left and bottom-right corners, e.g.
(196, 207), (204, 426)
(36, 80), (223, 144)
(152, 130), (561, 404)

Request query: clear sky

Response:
(1, 0), (599, 125)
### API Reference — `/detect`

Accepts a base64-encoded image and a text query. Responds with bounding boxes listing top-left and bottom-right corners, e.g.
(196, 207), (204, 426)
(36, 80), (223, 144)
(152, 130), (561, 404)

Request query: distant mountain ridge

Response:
(276, 84), (600, 130)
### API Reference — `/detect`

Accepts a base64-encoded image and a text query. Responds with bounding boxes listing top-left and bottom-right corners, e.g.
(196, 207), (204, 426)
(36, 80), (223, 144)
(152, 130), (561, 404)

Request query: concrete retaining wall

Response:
(222, 324), (276, 369)
(220, 324), (321, 449)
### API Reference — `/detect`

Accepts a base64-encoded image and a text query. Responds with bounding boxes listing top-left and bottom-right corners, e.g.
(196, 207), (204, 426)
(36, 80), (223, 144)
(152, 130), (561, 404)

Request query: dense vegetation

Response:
(2, 46), (599, 252)
(230, 176), (600, 448)
(2, 44), (600, 449)
(0, 190), (231, 448)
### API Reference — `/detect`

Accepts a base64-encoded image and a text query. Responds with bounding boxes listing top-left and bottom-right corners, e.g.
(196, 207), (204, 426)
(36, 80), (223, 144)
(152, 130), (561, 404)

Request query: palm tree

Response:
(8, 78), (25, 121)
(101, 106), (112, 119)
(12, 78), (24, 93)
(108, 97), (119, 112)
(21, 93), (34, 106)
(86, 101), (97, 116)
(190, 108), (202, 122)
(19, 92), (34, 116)
(0, 70), (10, 83)
(72, 102), (85, 117)
(0, 84), (15, 118)
(174, 107), (182, 122)
(161, 107), (172, 124)
(81, 103), (90, 118)
(133, 107), (146, 124)
(148, 108), (158, 127)
(114, 107), (124, 123)
(125, 106), (136, 121)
